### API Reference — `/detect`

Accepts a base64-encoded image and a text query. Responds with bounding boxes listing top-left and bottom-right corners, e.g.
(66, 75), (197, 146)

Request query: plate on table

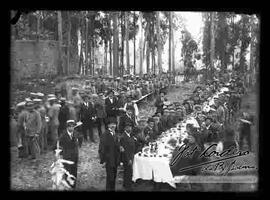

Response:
(143, 147), (150, 153)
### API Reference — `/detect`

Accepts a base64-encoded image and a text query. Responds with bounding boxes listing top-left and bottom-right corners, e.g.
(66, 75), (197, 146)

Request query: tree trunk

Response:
(231, 15), (235, 70)
(109, 36), (112, 76)
(249, 16), (256, 86)
(85, 16), (89, 75)
(78, 26), (83, 74)
(104, 41), (108, 75)
(168, 12), (172, 73)
(143, 21), (150, 61)
(210, 12), (216, 79)
(121, 12), (124, 76)
(156, 11), (162, 74)
(57, 11), (63, 76)
(36, 12), (40, 41)
(113, 12), (119, 77)
(139, 12), (143, 76)
(67, 12), (71, 75)
(146, 41), (150, 73)
(125, 12), (130, 74)
(133, 11), (136, 74)
(172, 12), (175, 74)
(92, 39), (95, 75)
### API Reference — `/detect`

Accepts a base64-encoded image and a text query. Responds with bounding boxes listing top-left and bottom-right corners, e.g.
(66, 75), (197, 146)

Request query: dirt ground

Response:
(10, 82), (258, 191)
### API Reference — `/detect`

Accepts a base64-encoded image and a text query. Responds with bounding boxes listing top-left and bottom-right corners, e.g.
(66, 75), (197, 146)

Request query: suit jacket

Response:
(58, 105), (70, 128)
(120, 131), (135, 164)
(105, 97), (119, 117)
(94, 100), (107, 119)
(118, 113), (136, 134)
(99, 130), (121, 167)
(79, 102), (96, 125)
(59, 130), (79, 163)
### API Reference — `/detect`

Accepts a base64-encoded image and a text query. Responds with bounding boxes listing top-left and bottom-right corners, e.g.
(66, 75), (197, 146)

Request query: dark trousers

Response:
(123, 162), (133, 190)
(82, 122), (95, 142)
(106, 164), (117, 191)
(96, 118), (104, 137)
(64, 161), (78, 189)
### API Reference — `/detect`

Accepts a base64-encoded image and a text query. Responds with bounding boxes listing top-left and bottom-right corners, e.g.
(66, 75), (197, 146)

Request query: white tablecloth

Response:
(132, 154), (176, 188)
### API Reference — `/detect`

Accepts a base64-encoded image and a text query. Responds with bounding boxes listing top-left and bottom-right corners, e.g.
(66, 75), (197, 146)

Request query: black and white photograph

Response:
(10, 10), (259, 191)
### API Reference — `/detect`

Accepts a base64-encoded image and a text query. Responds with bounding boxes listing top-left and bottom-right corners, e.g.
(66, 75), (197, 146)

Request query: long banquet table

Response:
(132, 86), (229, 188)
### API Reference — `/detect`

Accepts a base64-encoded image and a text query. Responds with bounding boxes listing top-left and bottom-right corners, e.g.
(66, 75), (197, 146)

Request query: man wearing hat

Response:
(124, 95), (139, 119)
(79, 94), (97, 143)
(33, 98), (47, 154)
(99, 117), (121, 191)
(105, 89), (119, 128)
(59, 119), (79, 189)
(21, 101), (42, 160)
(16, 101), (28, 158)
(143, 117), (157, 143)
(94, 93), (107, 138)
(58, 98), (70, 137)
(48, 96), (60, 150)
(118, 105), (137, 135)
(120, 122), (136, 191)
(155, 91), (165, 115)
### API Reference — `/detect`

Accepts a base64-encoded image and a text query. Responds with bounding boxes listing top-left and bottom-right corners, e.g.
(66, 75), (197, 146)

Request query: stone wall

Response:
(11, 40), (79, 84)
(11, 40), (59, 82)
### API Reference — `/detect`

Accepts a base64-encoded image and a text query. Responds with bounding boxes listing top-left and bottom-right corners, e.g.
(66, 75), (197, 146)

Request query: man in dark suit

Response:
(58, 98), (70, 137)
(105, 90), (119, 128)
(144, 117), (157, 144)
(118, 105), (137, 134)
(79, 95), (97, 143)
(98, 118), (121, 191)
(120, 122), (135, 191)
(59, 120), (79, 189)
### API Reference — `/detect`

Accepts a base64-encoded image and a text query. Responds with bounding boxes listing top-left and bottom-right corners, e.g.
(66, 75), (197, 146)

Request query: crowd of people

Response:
(9, 73), (172, 189)
(10, 71), (255, 191)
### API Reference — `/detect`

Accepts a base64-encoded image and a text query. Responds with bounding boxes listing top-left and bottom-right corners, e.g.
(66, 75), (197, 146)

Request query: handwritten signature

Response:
(169, 143), (256, 174)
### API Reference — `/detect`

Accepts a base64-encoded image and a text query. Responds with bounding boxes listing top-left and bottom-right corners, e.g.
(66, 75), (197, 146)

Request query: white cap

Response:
(30, 92), (37, 96)
(33, 99), (42, 102)
(66, 119), (75, 124)
(25, 98), (32, 102)
(36, 92), (44, 97)
(48, 94), (56, 98)
(48, 97), (57, 101)
(16, 101), (26, 107)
